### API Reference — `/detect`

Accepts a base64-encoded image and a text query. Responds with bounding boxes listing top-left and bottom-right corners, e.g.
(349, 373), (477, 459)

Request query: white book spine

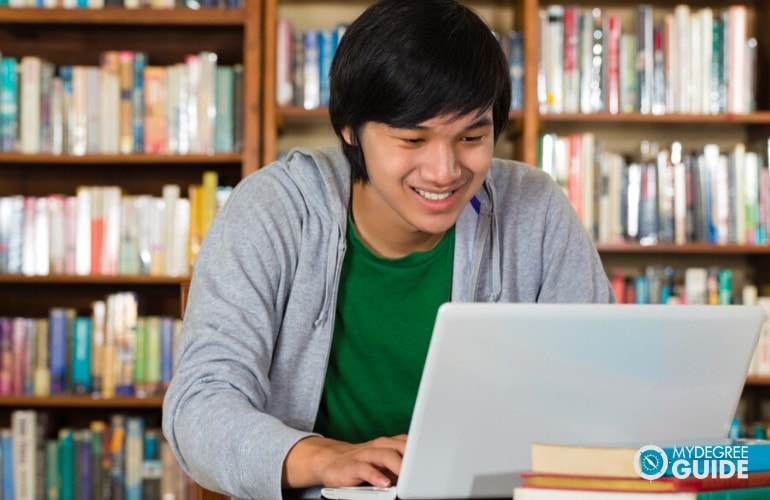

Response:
(162, 184), (180, 276)
(75, 187), (92, 276)
(20, 57), (41, 154)
(11, 410), (37, 500)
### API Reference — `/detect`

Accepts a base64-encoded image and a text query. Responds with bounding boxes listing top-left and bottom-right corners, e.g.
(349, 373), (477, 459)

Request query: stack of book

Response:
(514, 440), (770, 499)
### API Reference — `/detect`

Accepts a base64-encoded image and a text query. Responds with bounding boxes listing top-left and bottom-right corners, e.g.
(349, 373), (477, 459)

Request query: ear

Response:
(341, 126), (355, 146)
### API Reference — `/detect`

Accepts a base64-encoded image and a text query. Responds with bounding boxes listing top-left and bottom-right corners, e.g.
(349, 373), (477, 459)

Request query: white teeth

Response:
(415, 188), (453, 201)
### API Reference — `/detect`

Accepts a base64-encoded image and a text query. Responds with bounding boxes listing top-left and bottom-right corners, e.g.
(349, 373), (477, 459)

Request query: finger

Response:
(359, 446), (403, 478)
(368, 436), (407, 454)
(354, 462), (395, 488)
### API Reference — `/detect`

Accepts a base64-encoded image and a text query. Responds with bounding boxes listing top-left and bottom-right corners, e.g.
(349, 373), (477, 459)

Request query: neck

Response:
(350, 182), (445, 258)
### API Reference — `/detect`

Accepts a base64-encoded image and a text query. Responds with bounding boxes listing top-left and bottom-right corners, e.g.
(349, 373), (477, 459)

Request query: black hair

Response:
(329, 0), (511, 183)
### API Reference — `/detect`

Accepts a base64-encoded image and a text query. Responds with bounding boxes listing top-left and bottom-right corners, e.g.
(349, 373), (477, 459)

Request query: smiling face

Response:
(346, 109), (494, 258)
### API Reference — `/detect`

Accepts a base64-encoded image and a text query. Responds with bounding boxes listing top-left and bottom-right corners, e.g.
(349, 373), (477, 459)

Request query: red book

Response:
(604, 13), (621, 114)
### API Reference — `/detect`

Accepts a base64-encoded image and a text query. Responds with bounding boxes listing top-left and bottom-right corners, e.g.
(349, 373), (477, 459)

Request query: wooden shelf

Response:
(0, 275), (188, 285)
(596, 243), (770, 255)
(0, 152), (242, 164)
(0, 395), (164, 408)
(540, 111), (770, 125)
(0, 6), (246, 25)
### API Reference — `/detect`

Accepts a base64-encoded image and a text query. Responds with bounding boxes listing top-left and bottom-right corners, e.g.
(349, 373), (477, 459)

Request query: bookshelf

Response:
(262, 0), (770, 428)
(0, 2), (260, 497)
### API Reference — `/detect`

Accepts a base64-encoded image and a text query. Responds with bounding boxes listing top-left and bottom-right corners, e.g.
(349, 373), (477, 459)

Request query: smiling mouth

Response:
(414, 187), (455, 201)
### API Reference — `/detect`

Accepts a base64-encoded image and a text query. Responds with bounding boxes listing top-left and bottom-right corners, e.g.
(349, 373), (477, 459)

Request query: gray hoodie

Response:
(162, 146), (614, 499)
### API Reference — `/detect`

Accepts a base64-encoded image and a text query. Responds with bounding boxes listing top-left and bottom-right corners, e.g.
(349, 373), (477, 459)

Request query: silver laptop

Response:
(390, 303), (765, 499)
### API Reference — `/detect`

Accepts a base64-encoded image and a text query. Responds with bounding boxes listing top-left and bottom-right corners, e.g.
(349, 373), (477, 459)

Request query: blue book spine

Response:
(302, 30), (320, 109)
(508, 32), (524, 111)
(1, 429), (13, 500)
(71, 316), (92, 395)
(76, 430), (92, 500)
(123, 417), (144, 500)
(0, 57), (18, 153)
(48, 307), (68, 395)
(318, 29), (337, 107)
(58, 66), (73, 155)
(132, 52), (146, 153)
(160, 316), (174, 390)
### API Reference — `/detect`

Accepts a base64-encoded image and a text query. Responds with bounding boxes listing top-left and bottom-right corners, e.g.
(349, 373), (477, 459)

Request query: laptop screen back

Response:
(396, 303), (766, 499)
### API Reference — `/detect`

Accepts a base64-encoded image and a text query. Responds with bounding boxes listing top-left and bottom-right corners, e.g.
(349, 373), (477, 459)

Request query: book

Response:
(0, 56), (18, 152)
(74, 429), (92, 500)
(124, 416), (144, 500)
(11, 410), (37, 500)
(89, 420), (108, 500)
(514, 485), (770, 499)
(71, 316), (92, 395)
(530, 439), (770, 480)
(141, 429), (162, 500)
(58, 427), (75, 500)
(109, 414), (126, 500)
(1, 428), (13, 500)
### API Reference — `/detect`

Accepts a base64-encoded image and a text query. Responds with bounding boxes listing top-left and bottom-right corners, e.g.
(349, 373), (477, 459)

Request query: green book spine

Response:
(57, 428), (75, 500)
(45, 439), (59, 500)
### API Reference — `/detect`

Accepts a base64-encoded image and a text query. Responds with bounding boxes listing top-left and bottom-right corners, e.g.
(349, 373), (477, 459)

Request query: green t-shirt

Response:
(314, 221), (455, 443)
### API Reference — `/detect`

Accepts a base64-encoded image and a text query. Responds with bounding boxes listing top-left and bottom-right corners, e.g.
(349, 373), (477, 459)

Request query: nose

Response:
(421, 142), (461, 185)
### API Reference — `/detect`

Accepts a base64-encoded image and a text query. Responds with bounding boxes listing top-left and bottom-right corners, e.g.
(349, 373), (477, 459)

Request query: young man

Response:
(162, 0), (614, 497)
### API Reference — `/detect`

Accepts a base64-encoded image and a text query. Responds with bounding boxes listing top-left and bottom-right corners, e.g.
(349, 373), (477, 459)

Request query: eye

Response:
(400, 137), (424, 145)
(461, 135), (484, 143)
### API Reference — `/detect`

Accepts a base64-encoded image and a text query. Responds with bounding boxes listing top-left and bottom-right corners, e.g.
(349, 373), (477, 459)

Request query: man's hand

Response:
(283, 435), (407, 489)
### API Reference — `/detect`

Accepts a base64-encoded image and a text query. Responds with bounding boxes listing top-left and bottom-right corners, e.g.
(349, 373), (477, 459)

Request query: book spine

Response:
(71, 316), (92, 395)
(11, 410), (36, 500)
(124, 417), (144, 500)
(561, 5), (579, 113)
(99, 50), (121, 154)
(214, 65), (234, 153)
(48, 307), (68, 395)
(275, 18), (294, 107)
(89, 421), (107, 500)
(0, 57), (18, 152)
(45, 439), (59, 500)
(109, 415), (125, 500)
(132, 52), (146, 153)
(1, 428), (13, 500)
(726, 5), (746, 114)
(508, 31), (524, 111)
(141, 430), (162, 500)
(58, 428), (75, 500)
(133, 317), (147, 398)
(318, 29), (337, 107)
(143, 66), (168, 154)
(302, 30), (321, 109)
(118, 51), (135, 154)
(604, 13), (621, 114)
(74, 430), (92, 500)
(146, 316), (161, 396)
(544, 5), (563, 113)
(19, 56), (42, 154)
(160, 316), (174, 392)
(232, 63), (243, 153)
(11, 317), (27, 395)
(636, 4), (653, 114)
